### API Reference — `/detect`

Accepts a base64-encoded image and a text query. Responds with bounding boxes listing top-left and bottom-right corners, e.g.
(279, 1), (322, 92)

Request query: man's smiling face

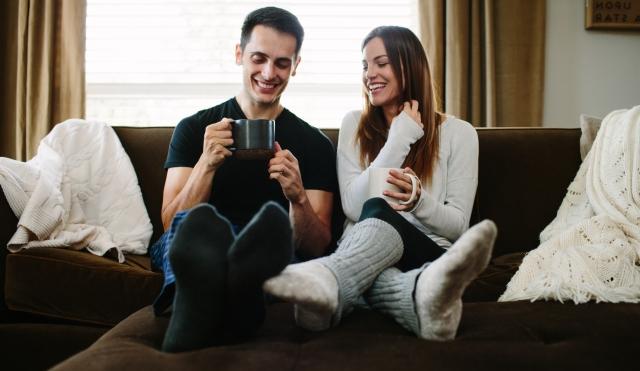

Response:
(236, 25), (300, 107)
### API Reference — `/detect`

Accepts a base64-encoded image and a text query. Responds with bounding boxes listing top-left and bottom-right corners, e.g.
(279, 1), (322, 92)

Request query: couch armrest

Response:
(0, 190), (19, 316)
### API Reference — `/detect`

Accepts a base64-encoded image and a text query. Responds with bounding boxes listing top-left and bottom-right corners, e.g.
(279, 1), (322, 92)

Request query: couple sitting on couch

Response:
(152, 6), (497, 353)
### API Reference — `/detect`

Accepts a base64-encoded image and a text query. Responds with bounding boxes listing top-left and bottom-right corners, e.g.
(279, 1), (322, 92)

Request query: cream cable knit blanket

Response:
(500, 106), (640, 303)
(0, 119), (153, 263)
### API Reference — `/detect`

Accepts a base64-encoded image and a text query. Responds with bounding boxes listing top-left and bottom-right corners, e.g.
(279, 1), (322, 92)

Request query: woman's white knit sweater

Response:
(337, 110), (479, 247)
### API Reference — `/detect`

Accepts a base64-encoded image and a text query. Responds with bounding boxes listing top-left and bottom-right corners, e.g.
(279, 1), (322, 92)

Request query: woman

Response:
(264, 26), (497, 340)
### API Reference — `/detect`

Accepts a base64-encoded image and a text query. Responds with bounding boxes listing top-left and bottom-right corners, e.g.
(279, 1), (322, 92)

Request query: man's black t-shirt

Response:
(165, 98), (337, 229)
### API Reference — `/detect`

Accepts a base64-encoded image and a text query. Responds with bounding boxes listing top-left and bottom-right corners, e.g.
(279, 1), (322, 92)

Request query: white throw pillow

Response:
(579, 114), (602, 160)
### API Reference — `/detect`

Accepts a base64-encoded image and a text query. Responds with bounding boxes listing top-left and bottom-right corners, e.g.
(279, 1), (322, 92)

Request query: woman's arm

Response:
(411, 120), (479, 241)
(337, 110), (423, 221)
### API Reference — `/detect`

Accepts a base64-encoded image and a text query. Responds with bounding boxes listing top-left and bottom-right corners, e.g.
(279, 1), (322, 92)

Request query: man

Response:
(150, 7), (337, 352)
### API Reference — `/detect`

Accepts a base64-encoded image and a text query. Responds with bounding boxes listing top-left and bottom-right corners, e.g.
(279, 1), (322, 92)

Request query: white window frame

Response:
(85, 0), (418, 128)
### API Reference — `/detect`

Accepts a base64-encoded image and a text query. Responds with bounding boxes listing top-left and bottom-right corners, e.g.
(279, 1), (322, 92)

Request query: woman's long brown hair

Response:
(356, 26), (443, 185)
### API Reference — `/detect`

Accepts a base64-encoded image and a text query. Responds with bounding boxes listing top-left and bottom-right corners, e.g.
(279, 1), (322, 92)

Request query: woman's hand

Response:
(398, 100), (423, 128)
(383, 167), (422, 211)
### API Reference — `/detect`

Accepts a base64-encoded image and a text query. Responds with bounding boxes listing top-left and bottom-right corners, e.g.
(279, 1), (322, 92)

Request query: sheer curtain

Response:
(418, 0), (546, 127)
(0, 0), (86, 161)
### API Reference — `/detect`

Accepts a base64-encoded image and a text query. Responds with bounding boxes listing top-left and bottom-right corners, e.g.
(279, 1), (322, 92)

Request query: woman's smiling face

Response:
(362, 36), (401, 109)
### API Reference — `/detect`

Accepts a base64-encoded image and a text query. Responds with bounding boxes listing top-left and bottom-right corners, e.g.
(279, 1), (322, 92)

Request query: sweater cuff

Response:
(388, 111), (424, 144)
(412, 191), (437, 221)
(372, 113), (424, 168)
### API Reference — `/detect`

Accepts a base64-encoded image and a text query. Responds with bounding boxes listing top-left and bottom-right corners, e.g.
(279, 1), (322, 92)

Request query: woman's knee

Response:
(360, 197), (395, 221)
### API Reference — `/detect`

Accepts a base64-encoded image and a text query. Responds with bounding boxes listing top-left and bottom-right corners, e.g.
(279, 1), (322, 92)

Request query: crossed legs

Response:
(264, 198), (497, 340)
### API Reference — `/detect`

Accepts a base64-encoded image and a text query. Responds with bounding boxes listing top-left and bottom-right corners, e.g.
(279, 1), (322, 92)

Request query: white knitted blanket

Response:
(500, 106), (640, 303)
(0, 119), (153, 263)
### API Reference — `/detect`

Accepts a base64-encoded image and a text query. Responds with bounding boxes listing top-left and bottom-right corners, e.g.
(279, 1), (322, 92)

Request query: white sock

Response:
(415, 220), (497, 340)
(263, 261), (338, 331)
(264, 218), (403, 330)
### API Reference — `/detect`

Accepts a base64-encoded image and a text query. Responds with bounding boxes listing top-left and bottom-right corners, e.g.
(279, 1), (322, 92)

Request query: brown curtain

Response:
(418, 0), (546, 127)
(0, 0), (86, 161)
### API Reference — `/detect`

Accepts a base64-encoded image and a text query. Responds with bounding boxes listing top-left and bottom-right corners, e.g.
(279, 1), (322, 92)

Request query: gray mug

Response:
(231, 119), (275, 159)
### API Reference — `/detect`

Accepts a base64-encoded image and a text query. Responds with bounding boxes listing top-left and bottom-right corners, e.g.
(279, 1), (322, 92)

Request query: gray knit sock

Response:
(321, 218), (403, 324)
(364, 266), (423, 335)
(263, 218), (403, 330)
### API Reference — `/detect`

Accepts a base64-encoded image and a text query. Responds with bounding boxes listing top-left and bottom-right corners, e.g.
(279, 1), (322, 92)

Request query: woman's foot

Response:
(265, 218), (404, 331)
(415, 220), (497, 340)
(263, 260), (338, 331)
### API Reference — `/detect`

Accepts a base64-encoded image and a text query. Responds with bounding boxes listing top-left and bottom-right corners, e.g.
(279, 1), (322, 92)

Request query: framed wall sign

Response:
(585, 0), (640, 30)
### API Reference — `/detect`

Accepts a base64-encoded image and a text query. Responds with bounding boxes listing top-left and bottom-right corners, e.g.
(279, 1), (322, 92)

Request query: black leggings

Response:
(358, 197), (446, 272)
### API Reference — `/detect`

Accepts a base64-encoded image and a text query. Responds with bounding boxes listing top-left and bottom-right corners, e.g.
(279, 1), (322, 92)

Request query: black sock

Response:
(161, 204), (235, 352)
(152, 283), (175, 316)
(223, 201), (293, 342)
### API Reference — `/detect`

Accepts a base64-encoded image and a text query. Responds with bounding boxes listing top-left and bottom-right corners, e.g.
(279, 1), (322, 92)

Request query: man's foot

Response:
(223, 202), (293, 341)
(415, 220), (497, 341)
(162, 204), (235, 352)
(263, 260), (338, 331)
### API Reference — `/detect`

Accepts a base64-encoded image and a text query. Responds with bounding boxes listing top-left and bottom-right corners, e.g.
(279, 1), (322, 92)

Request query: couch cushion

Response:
(0, 190), (18, 316)
(463, 252), (524, 302)
(5, 248), (162, 326)
(52, 301), (640, 370)
(473, 128), (581, 256)
(0, 322), (107, 371)
(113, 126), (173, 244)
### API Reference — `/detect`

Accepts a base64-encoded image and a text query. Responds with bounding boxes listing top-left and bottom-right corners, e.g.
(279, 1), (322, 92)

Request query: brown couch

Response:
(2, 126), (640, 370)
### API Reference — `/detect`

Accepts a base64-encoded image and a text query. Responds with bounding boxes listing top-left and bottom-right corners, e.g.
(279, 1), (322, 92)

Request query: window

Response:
(86, 0), (418, 128)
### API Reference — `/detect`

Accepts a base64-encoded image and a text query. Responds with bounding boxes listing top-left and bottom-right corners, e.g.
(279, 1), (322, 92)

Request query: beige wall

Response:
(543, 0), (640, 127)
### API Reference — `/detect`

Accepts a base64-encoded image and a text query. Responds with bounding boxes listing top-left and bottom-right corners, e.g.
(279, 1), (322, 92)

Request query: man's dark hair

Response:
(240, 7), (304, 55)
